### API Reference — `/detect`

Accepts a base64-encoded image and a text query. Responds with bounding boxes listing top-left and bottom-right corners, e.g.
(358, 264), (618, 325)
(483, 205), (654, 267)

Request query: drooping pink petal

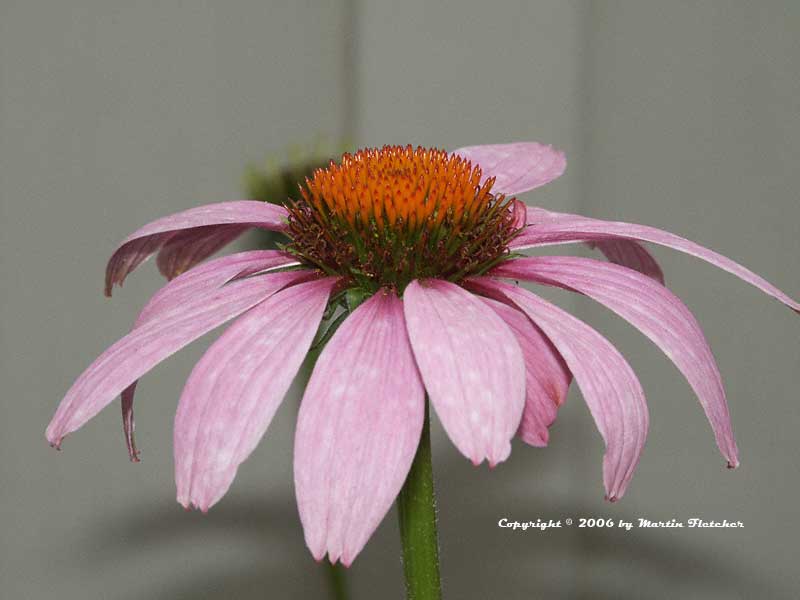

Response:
(295, 291), (424, 566)
(156, 225), (250, 281)
(175, 277), (338, 512)
(494, 256), (739, 467)
(512, 207), (800, 312)
(520, 207), (665, 283)
(46, 266), (313, 448)
(134, 250), (299, 326)
(403, 279), (525, 466)
(121, 383), (140, 462)
(104, 201), (289, 295)
(587, 239), (665, 284)
(118, 250), (300, 461)
(467, 277), (649, 501)
(480, 297), (571, 447)
(452, 142), (566, 196)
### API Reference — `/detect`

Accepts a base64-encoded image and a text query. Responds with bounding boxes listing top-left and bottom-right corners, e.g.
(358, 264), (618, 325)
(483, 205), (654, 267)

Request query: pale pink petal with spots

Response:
(403, 279), (525, 466)
(117, 250), (301, 461)
(46, 265), (310, 448)
(468, 277), (648, 501)
(175, 277), (337, 512)
(295, 291), (424, 566)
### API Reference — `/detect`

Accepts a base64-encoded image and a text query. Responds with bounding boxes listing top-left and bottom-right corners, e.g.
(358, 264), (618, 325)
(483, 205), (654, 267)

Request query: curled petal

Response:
(156, 225), (250, 281)
(295, 291), (424, 566)
(494, 256), (739, 467)
(175, 277), (337, 512)
(46, 264), (312, 448)
(467, 277), (648, 501)
(512, 208), (800, 312)
(511, 199), (528, 230)
(105, 201), (289, 295)
(121, 383), (139, 462)
(452, 142), (566, 196)
(587, 240), (665, 284)
(403, 279), (525, 466)
(117, 250), (300, 460)
(481, 297), (571, 447)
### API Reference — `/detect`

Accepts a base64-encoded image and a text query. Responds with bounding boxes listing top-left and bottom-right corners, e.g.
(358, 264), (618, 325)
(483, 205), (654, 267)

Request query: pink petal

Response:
(105, 201), (289, 295)
(175, 277), (338, 512)
(512, 207), (800, 312)
(121, 383), (140, 462)
(119, 250), (300, 461)
(452, 142), (566, 196)
(511, 199), (528, 229)
(46, 265), (312, 448)
(295, 291), (424, 566)
(480, 297), (571, 447)
(587, 240), (665, 284)
(467, 277), (649, 501)
(156, 225), (250, 281)
(135, 250), (299, 326)
(403, 279), (525, 466)
(520, 208), (665, 283)
(494, 256), (739, 467)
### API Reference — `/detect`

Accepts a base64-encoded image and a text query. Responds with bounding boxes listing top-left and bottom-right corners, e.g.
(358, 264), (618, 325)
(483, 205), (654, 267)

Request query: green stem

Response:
(397, 400), (442, 600)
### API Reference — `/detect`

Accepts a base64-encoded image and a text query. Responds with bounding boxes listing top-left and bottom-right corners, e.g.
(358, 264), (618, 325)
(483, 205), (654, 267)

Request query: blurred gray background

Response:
(2, 1), (798, 598)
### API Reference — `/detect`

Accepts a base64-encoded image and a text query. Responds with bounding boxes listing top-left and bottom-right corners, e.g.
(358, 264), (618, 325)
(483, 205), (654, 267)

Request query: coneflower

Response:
(46, 143), (797, 589)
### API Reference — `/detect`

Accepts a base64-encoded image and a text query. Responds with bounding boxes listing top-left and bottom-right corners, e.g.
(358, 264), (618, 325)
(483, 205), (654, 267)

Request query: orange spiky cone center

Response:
(285, 145), (522, 292)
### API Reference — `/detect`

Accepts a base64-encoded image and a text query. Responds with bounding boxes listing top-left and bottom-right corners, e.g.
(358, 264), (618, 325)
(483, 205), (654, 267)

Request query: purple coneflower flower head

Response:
(47, 142), (798, 565)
